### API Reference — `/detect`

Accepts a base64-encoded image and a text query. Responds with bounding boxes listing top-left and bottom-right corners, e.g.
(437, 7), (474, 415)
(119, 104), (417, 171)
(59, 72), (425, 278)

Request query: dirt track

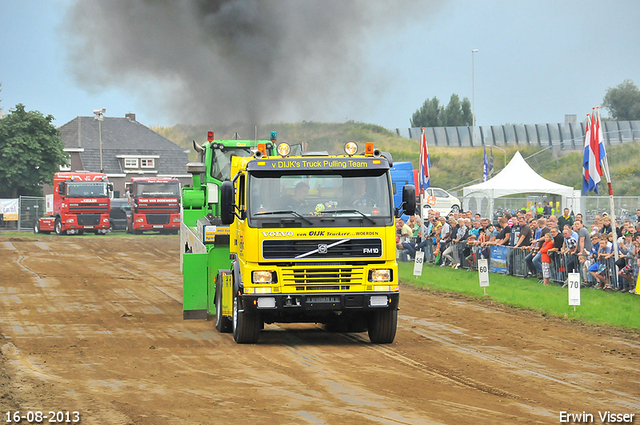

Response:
(0, 235), (639, 425)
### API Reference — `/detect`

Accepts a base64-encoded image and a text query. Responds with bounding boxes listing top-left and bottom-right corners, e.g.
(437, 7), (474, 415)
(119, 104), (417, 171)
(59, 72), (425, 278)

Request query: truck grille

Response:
(281, 266), (364, 286)
(77, 214), (101, 225)
(69, 202), (109, 214)
(263, 238), (382, 260)
(138, 203), (179, 214)
(146, 214), (170, 225)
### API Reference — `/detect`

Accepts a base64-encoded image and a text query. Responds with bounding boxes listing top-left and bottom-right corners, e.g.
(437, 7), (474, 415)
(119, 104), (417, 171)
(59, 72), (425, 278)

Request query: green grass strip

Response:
(399, 262), (640, 330)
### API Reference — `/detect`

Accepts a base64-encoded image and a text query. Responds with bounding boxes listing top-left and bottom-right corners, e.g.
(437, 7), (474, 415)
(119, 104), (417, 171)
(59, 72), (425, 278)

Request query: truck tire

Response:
(215, 283), (232, 333)
(367, 309), (397, 344)
(54, 218), (65, 235)
(232, 293), (261, 343)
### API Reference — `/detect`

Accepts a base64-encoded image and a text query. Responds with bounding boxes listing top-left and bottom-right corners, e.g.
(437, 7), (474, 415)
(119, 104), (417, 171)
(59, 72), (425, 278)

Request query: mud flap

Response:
(182, 252), (208, 320)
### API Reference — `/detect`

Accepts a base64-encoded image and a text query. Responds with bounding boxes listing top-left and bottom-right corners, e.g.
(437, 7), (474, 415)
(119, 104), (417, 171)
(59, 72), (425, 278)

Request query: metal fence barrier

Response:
(402, 241), (638, 292)
(18, 196), (46, 231)
(397, 121), (640, 149)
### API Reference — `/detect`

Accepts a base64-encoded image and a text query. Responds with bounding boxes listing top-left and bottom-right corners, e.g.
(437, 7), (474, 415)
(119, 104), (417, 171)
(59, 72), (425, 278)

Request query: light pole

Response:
(472, 49), (478, 147)
(492, 145), (507, 168)
(93, 108), (106, 173)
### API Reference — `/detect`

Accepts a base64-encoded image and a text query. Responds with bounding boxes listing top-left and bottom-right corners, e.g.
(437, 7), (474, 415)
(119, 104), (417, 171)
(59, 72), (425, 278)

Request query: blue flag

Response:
(483, 148), (488, 182)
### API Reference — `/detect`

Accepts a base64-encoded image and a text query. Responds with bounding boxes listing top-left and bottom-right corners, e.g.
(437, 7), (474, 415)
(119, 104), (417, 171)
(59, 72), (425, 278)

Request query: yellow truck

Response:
(215, 140), (415, 343)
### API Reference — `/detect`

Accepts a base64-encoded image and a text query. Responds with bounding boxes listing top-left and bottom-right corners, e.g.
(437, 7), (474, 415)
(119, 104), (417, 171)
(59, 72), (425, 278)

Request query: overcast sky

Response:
(1, 0), (639, 131)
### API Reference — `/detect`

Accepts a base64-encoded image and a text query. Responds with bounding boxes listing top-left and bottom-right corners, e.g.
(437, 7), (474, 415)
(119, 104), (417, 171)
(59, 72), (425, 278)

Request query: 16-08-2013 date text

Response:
(5, 411), (80, 424)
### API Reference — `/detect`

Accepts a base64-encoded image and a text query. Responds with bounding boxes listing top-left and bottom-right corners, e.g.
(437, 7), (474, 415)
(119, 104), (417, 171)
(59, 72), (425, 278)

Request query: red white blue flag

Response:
(419, 128), (431, 193)
(582, 111), (606, 194)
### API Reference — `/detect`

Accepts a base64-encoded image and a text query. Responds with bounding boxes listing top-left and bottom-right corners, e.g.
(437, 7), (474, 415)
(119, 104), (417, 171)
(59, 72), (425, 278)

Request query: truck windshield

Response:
(135, 182), (180, 197)
(211, 147), (254, 181)
(248, 172), (393, 227)
(66, 182), (109, 198)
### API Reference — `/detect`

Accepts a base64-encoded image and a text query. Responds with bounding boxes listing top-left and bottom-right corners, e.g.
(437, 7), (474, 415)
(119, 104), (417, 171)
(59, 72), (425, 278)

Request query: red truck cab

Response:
(34, 172), (112, 235)
(126, 177), (181, 234)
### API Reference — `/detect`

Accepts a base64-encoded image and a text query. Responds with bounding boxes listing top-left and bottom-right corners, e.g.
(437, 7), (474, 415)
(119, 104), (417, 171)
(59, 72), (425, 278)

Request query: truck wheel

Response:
(232, 293), (261, 343)
(34, 221), (40, 234)
(367, 309), (398, 344)
(215, 283), (232, 333)
(54, 218), (65, 235)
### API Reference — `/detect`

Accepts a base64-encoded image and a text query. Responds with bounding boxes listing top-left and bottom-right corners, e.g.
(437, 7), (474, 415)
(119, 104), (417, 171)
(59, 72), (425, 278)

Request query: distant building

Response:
(55, 113), (190, 197)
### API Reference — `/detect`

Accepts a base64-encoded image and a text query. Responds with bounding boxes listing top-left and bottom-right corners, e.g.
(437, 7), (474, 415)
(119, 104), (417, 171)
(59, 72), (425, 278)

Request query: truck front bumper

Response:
(241, 292), (399, 313)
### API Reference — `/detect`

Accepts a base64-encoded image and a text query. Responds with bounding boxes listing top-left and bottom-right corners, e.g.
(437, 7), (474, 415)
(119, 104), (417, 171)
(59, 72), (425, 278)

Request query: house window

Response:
(125, 158), (138, 168)
(141, 158), (155, 168)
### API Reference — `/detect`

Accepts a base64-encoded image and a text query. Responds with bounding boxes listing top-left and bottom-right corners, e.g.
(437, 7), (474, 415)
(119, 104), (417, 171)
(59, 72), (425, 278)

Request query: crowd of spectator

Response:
(397, 206), (640, 295)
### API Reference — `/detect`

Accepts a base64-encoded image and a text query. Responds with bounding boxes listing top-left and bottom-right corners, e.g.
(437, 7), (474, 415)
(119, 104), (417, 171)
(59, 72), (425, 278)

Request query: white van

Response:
(420, 188), (461, 216)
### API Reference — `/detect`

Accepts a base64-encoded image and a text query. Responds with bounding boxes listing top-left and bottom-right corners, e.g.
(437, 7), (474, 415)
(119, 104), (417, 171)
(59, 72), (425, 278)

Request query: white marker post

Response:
(478, 258), (489, 295)
(568, 272), (580, 311)
(413, 250), (425, 277)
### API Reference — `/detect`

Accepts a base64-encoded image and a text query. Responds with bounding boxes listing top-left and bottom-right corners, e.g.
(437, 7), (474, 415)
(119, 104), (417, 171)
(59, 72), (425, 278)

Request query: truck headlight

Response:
(135, 218), (144, 223)
(103, 218), (109, 222)
(173, 218), (181, 222)
(277, 142), (290, 157)
(344, 141), (358, 155)
(65, 218), (75, 223)
(369, 269), (391, 282)
(252, 271), (274, 284)
(245, 287), (273, 294)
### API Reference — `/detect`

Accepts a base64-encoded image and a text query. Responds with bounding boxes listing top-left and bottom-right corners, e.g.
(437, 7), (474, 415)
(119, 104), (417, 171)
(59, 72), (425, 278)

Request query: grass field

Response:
(399, 262), (640, 330)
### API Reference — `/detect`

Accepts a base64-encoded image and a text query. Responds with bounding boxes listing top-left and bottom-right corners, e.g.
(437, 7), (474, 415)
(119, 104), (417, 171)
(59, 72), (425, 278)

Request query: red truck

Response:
(34, 172), (112, 235)
(126, 177), (181, 234)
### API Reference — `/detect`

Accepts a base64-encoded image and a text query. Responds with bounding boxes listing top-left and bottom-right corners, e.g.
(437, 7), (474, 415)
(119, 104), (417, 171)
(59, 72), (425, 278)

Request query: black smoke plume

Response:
(65, 0), (431, 126)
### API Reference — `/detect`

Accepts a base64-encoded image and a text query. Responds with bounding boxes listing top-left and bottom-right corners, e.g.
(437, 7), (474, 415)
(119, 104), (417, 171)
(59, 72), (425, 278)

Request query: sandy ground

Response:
(0, 235), (638, 425)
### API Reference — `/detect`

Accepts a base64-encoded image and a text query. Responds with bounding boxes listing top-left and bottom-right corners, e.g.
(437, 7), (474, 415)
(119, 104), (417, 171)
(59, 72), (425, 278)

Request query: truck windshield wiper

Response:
(327, 209), (376, 225)
(256, 210), (312, 225)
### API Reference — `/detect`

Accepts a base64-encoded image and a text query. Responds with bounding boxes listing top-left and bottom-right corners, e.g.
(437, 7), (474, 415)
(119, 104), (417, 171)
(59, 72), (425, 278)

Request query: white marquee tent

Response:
(463, 151), (579, 218)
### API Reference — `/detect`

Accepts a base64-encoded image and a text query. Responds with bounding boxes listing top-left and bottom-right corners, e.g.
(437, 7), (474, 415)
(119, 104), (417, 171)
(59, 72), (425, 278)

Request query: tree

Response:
(602, 79), (640, 121)
(442, 94), (463, 126)
(410, 96), (442, 127)
(461, 97), (472, 125)
(410, 94), (473, 127)
(0, 104), (68, 198)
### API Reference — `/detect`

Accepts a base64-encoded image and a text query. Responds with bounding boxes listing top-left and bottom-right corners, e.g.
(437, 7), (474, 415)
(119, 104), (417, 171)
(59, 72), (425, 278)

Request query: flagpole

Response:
(420, 128), (425, 250)
(597, 107), (619, 261)
(420, 128), (424, 216)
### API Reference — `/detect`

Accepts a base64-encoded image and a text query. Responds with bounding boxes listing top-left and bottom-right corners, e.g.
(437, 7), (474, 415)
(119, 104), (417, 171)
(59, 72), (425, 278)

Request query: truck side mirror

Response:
(403, 184), (416, 215)
(220, 181), (235, 224)
(401, 184), (416, 216)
